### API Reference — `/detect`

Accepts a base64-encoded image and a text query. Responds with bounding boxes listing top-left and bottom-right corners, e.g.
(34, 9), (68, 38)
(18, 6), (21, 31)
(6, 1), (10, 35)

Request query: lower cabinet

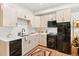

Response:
(39, 34), (47, 46)
(0, 40), (8, 56)
(0, 34), (46, 56)
(22, 36), (29, 55)
(0, 39), (22, 56)
(22, 34), (39, 55)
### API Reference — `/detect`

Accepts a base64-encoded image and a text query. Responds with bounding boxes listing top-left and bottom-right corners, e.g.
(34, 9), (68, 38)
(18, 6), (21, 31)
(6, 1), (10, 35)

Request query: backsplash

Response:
(0, 27), (13, 37)
(0, 26), (47, 38)
(35, 27), (47, 33)
(0, 26), (37, 37)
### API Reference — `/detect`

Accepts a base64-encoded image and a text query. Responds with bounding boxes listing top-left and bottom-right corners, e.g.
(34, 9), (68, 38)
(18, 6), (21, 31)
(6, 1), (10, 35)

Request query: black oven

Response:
(47, 34), (57, 50)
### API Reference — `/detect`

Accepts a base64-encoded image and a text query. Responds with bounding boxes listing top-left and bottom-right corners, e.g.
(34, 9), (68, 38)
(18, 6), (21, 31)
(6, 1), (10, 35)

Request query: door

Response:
(57, 34), (65, 52)
(39, 34), (47, 46)
(57, 22), (71, 54)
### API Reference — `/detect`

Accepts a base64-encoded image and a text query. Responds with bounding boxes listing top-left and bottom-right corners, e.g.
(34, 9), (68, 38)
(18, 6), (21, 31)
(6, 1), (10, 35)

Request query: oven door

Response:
(47, 34), (57, 50)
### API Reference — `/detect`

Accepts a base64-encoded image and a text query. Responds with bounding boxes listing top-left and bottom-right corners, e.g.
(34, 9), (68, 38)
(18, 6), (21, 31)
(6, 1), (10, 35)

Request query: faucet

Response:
(21, 28), (25, 36)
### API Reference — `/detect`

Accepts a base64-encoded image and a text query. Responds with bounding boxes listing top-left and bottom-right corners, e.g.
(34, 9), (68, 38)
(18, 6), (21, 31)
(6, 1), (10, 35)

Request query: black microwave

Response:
(48, 21), (57, 27)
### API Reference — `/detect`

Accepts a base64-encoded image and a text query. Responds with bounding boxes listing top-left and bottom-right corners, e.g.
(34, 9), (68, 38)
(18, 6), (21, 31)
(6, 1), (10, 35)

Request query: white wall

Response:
(0, 27), (13, 37)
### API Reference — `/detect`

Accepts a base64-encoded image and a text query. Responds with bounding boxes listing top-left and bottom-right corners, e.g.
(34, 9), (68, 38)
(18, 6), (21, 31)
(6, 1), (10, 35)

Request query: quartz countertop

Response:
(0, 32), (47, 42)
(0, 36), (23, 42)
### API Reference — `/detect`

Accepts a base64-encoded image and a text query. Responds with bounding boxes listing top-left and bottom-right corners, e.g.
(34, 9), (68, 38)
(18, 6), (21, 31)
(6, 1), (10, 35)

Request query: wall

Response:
(0, 27), (13, 37)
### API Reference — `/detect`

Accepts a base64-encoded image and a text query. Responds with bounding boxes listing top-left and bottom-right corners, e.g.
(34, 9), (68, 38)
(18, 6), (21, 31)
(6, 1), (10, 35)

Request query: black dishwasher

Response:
(9, 39), (22, 56)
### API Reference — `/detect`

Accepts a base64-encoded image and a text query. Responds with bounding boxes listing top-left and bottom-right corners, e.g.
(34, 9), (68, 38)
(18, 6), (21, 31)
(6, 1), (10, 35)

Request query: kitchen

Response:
(0, 3), (79, 56)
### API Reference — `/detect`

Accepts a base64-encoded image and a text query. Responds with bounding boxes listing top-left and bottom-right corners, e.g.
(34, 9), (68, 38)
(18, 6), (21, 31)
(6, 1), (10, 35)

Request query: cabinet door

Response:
(48, 13), (56, 21)
(25, 10), (34, 20)
(39, 34), (47, 46)
(29, 35), (38, 50)
(0, 40), (8, 56)
(36, 34), (39, 46)
(17, 8), (26, 19)
(56, 10), (64, 23)
(40, 15), (48, 27)
(63, 8), (71, 22)
(22, 37), (29, 55)
(27, 36), (34, 52)
(2, 4), (17, 26)
(34, 34), (39, 47)
(32, 16), (40, 27)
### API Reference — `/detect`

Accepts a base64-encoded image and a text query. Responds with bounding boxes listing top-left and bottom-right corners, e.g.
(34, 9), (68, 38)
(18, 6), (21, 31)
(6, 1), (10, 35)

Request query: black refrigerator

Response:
(57, 22), (71, 54)
(47, 21), (71, 54)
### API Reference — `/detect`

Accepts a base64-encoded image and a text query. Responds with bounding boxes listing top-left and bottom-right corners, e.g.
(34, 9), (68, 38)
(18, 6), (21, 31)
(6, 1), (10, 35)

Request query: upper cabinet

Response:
(31, 16), (40, 27)
(16, 8), (34, 20)
(56, 8), (71, 23)
(16, 7), (35, 27)
(48, 13), (56, 21)
(0, 4), (17, 26)
(63, 8), (71, 22)
(40, 15), (49, 27)
(16, 8), (26, 19)
(40, 13), (56, 27)
(0, 4), (35, 27)
(56, 10), (64, 22)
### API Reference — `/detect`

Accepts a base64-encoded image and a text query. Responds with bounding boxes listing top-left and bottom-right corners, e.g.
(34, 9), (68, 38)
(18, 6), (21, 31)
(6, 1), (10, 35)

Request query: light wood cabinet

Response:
(48, 13), (56, 21)
(56, 10), (64, 23)
(40, 15), (48, 27)
(22, 34), (39, 55)
(0, 40), (8, 56)
(63, 8), (71, 22)
(16, 7), (34, 20)
(39, 34), (47, 46)
(22, 36), (29, 55)
(0, 39), (22, 56)
(30, 34), (39, 49)
(56, 8), (71, 23)
(0, 4), (17, 26)
(40, 13), (56, 27)
(16, 8), (35, 27)
(17, 8), (26, 19)
(31, 16), (40, 27)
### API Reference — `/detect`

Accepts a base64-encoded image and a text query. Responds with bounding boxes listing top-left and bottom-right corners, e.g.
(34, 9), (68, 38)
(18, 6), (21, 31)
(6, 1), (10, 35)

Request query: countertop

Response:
(0, 36), (23, 42)
(0, 33), (47, 42)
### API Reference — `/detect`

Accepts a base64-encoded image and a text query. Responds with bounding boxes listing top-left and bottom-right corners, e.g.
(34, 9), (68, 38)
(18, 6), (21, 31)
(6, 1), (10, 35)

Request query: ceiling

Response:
(16, 3), (67, 12)
(14, 3), (79, 15)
